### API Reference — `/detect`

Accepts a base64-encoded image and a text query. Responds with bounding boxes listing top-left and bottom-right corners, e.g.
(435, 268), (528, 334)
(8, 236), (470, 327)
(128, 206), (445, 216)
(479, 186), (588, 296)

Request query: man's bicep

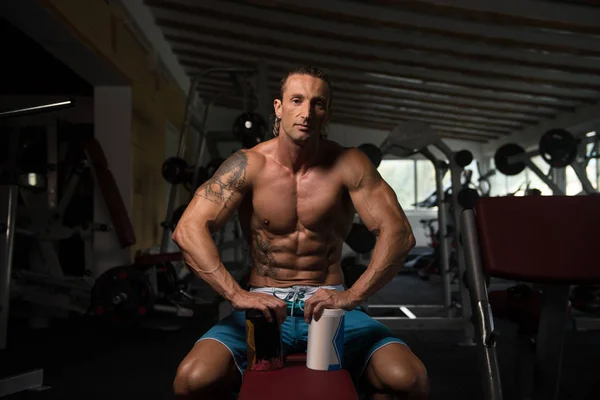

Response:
(178, 150), (251, 230)
(350, 177), (409, 236)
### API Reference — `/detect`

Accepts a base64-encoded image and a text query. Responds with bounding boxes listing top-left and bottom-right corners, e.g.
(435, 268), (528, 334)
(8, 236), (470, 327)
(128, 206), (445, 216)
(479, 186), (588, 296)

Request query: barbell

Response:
(494, 129), (579, 176)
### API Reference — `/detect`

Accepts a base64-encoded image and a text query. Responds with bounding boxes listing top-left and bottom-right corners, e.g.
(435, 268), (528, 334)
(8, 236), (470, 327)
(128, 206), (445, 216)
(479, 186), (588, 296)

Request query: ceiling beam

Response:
(230, 0), (600, 54)
(178, 56), (581, 110)
(150, 10), (600, 88)
(330, 99), (523, 129)
(411, 0), (600, 32)
(194, 80), (519, 131)
(146, 0), (600, 71)
(194, 74), (539, 123)
(204, 92), (498, 142)
(167, 36), (599, 102)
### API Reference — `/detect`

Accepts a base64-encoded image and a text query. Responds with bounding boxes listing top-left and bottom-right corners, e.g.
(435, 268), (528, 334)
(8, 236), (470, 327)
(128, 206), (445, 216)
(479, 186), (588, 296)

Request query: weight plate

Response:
(539, 129), (578, 168)
(494, 143), (526, 176)
(455, 150), (473, 168)
(90, 265), (155, 326)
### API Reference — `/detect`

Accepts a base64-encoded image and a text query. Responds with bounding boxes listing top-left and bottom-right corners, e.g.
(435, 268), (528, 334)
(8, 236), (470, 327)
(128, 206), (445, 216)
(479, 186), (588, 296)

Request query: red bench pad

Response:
(238, 363), (358, 400)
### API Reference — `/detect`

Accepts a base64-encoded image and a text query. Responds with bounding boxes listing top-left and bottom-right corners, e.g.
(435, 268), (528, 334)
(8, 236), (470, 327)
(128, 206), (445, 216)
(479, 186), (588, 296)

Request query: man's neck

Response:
(275, 134), (320, 175)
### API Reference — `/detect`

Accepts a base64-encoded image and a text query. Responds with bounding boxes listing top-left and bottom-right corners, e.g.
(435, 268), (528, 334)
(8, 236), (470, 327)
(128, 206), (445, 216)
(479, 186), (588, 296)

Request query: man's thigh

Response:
(342, 309), (407, 380)
(197, 311), (248, 374)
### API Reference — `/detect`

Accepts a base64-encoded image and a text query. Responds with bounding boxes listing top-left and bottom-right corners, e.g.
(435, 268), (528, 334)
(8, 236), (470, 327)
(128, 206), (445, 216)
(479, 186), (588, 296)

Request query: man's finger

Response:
(313, 300), (330, 322)
(273, 301), (287, 325)
(259, 304), (273, 323)
(304, 298), (316, 323)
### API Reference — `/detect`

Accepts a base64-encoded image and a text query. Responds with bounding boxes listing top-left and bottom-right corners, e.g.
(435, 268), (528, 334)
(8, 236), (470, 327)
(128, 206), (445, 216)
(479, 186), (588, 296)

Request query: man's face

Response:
(274, 74), (331, 142)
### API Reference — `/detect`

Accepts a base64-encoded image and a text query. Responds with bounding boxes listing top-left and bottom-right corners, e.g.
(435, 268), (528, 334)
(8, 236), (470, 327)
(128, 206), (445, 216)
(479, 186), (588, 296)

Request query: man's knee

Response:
(367, 344), (429, 396)
(381, 359), (429, 394)
(174, 359), (215, 397)
(173, 357), (237, 398)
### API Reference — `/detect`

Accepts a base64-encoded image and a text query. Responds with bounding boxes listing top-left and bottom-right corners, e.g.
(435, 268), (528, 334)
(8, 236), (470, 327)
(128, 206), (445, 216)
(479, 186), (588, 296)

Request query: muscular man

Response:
(172, 66), (429, 399)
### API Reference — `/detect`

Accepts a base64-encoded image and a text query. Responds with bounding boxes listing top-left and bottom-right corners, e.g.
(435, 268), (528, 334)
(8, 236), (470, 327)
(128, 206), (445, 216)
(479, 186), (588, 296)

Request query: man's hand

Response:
(231, 290), (288, 325)
(303, 289), (361, 323)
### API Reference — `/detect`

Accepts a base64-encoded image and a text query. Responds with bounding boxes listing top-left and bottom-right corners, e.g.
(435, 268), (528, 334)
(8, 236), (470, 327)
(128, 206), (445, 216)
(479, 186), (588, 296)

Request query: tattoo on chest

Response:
(196, 151), (247, 207)
(252, 231), (285, 277)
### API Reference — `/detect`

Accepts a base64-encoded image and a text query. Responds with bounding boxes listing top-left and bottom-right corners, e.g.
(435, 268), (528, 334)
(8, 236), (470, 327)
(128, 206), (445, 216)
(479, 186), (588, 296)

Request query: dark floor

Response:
(2, 274), (600, 400)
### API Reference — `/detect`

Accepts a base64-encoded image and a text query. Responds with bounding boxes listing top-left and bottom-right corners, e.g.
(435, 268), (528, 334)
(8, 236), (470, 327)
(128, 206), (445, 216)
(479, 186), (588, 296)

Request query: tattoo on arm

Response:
(196, 151), (248, 207)
(371, 229), (381, 237)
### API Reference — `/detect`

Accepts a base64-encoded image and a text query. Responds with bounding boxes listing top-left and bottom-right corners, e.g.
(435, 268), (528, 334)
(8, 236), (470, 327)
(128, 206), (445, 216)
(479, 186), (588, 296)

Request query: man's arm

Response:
(344, 148), (416, 304)
(171, 150), (251, 302)
(172, 150), (287, 324)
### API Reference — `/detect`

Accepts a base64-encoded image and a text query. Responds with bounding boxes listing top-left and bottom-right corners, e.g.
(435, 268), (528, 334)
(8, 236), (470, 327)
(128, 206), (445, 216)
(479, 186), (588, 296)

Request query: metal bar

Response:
(461, 209), (503, 400)
(373, 316), (467, 330)
(573, 316), (600, 331)
(46, 124), (58, 210)
(0, 100), (73, 119)
(532, 285), (571, 400)
(56, 162), (83, 216)
(434, 139), (474, 344)
(571, 162), (597, 194)
(0, 130), (21, 350)
(367, 304), (449, 309)
(0, 369), (45, 397)
(0, 185), (18, 350)
(421, 148), (453, 314)
(524, 160), (565, 195)
(161, 77), (201, 255)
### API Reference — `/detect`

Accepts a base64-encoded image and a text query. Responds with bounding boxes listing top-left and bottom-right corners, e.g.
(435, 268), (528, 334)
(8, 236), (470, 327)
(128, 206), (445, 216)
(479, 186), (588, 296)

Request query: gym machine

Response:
(492, 129), (600, 331)
(461, 195), (600, 400)
(365, 121), (475, 343)
(0, 100), (75, 398)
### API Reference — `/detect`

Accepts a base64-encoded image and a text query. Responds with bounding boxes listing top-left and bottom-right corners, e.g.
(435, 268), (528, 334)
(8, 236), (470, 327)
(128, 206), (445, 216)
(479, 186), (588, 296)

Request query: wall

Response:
(41, 0), (189, 256)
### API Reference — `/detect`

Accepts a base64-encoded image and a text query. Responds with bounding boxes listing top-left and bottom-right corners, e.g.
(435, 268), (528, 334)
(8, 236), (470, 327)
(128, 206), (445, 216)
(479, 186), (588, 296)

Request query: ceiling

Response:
(145, 0), (600, 143)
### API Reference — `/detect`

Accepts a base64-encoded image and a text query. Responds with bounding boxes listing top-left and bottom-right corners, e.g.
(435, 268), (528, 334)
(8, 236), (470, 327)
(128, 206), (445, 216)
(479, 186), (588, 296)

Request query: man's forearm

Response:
(174, 227), (244, 303)
(348, 227), (415, 303)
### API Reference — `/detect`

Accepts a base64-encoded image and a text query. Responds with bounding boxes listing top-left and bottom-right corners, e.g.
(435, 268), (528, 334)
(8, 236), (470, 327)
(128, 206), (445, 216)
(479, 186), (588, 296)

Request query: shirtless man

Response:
(172, 66), (429, 399)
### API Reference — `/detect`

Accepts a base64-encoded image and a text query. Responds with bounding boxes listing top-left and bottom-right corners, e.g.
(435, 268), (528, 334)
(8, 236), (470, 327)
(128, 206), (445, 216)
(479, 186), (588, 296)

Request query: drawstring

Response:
(272, 287), (306, 316)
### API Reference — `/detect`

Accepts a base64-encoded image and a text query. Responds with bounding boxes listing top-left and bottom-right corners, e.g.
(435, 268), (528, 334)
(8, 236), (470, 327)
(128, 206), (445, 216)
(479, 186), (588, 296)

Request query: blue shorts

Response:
(197, 286), (406, 384)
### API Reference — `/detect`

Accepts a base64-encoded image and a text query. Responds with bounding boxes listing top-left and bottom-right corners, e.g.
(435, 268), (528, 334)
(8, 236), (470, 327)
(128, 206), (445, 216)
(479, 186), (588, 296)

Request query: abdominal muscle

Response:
(248, 230), (345, 288)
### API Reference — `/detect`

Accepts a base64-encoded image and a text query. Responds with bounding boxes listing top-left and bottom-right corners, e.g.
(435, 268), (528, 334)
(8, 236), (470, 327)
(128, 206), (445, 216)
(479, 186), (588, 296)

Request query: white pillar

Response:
(93, 86), (132, 276)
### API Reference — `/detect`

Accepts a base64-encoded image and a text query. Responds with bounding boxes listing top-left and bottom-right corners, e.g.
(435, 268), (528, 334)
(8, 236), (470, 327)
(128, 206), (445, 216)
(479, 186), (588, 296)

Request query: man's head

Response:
(273, 66), (332, 141)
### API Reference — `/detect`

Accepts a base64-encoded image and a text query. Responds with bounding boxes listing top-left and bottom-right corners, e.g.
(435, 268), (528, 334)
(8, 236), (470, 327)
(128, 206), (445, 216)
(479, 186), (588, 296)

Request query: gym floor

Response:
(2, 274), (599, 400)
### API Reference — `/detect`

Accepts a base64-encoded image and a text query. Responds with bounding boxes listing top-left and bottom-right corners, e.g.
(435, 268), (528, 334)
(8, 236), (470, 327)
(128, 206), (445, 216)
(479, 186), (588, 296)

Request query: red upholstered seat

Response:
(284, 353), (307, 363)
(475, 196), (600, 284)
(238, 362), (358, 400)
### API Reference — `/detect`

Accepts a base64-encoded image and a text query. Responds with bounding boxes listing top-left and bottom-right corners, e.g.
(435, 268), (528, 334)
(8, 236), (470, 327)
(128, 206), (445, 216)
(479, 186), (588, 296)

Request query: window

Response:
(586, 141), (599, 190)
(526, 156), (553, 195)
(378, 159), (416, 209)
(377, 158), (465, 210)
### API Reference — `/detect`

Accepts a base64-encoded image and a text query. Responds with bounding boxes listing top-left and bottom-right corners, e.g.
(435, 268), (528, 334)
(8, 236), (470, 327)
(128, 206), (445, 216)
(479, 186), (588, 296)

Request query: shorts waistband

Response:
(249, 284), (345, 317)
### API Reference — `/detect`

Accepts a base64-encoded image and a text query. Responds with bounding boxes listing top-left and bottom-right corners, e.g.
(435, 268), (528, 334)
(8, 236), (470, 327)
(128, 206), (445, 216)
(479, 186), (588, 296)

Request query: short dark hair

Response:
(278, 65), (333, 107)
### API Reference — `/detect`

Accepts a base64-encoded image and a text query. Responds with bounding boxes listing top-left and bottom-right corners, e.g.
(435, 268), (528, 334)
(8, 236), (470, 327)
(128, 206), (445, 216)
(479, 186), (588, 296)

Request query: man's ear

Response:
(274, 99), (282, 119)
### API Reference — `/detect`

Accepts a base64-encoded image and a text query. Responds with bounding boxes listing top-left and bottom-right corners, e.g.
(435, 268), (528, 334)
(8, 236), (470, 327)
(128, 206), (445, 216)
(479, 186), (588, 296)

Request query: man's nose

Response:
(299, 102), (314, 120)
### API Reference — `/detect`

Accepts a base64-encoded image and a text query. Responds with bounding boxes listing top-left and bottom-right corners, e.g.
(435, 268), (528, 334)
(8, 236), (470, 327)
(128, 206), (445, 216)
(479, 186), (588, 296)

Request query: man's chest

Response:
(251, 170), (352, 233)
